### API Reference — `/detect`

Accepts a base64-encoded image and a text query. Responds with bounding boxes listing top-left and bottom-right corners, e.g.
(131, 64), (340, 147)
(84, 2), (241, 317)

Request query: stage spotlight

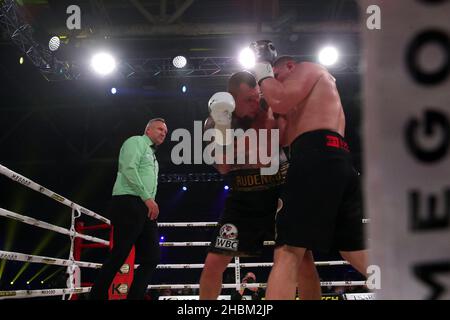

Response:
(182, 186), (187, 191)
(48, 36), (60, 52)
(173, 55), (187, 68)
(91, 52), (116, 76)
(239, 47), (255, 69)
(41, 268), (64, 284)
(160, 236), (165, 241)
(318, 46), (339, 66)
(181, 85), (187, 93)
(19, 57), (24, 65)
(10, 281), (13, 285)
(28, 244), (70, 286)
(224, 185), (229, 190)
(111, 87), (117, 94)
(0, 220), (19, 281)
(12, 225), (66, 285)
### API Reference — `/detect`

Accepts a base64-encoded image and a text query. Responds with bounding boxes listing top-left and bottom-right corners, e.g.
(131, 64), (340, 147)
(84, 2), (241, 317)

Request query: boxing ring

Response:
(0, 164), (371, 300)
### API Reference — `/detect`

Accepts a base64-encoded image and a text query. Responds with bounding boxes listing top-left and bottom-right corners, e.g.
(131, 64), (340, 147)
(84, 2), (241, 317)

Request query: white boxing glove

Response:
(208, 92), (235, 145)
(252, 62), (274, 85)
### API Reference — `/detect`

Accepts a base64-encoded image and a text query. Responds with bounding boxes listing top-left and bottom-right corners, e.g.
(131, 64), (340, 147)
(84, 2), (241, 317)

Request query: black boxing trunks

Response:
(275, 130), (365, 252)
(209, 161), (288, 257)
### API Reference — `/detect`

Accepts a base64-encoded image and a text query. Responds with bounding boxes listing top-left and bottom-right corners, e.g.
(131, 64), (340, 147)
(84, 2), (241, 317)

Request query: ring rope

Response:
(0, 207), (109, 245)
(0, 287), (90, 300)
(0, 164), (109, 224)
(0, 250), (102, 268)
(147, 281), (368, 290)
(155, 261), (350, 268)
(157, 220), (369, 227)
(0, 250), (349, 270)
(159, 241), (276, 246)
(157, 222), (219, 227)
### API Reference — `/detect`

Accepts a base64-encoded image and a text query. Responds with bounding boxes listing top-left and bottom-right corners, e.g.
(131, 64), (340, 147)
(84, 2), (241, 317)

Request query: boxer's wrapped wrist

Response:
(253, 62), (274, 85)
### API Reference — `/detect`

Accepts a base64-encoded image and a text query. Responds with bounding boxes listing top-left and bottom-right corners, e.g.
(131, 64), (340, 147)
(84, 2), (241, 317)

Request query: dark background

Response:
(0, 0), (364, 294)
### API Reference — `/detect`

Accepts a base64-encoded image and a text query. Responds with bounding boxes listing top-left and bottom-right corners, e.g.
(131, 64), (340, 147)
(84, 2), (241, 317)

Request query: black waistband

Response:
(290, 130), (350, 154)
(226, 161), (288, 192)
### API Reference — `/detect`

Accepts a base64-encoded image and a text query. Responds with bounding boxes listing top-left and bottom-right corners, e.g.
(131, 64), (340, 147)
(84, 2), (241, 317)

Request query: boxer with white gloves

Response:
(199, 71), (321, 301)
(208, 92), (235, 146)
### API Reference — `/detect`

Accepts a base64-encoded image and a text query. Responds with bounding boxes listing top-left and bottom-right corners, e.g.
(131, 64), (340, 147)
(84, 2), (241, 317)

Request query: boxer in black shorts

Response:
(209, 163), (288, 257)
(248, 42), (368, 299)
(276, 130), (365, 253)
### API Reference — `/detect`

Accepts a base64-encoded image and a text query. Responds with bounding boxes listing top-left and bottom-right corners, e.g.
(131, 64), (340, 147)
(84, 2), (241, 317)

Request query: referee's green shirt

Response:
(112, 135), (158, 201)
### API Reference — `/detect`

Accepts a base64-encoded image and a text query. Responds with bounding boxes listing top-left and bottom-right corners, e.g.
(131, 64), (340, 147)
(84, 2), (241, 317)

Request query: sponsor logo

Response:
(326, 135), (349, 152)
(215, 238), (239, 251)
(321, 295), (341, 300)
(344, 293), (376, 300)
(0, 253), (18, 260)
(119, 264), (130, 274)
(0, 291), (16, 297)
(117, 284), (128, 294)
(219, 224), (238, 240)
(41, 289), (56, 295)
(112, 283), (129, 295)
(51, 194), (66, 203)
(42, 258), (57, 264)
(215, 224), (239, 251)
(11, 174), (31, 186)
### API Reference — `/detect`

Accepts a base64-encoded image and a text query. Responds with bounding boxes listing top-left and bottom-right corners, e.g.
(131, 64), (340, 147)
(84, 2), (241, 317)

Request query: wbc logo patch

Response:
(215, 223), (239, 251)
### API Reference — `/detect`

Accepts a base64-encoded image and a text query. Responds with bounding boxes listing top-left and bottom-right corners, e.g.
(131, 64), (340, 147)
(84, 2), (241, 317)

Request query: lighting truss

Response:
(0, 0), (75, 81)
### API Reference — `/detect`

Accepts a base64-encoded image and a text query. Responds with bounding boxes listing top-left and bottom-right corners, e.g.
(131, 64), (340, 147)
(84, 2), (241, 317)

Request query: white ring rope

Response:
(159, 241), (275, 246)
(0, 207), (109, 245)
(147, 281), (368, 290)
(155, 261), (350, 269)
(157, 222), (219, 227)
(157, 220), (369, 227)
(0, 250), (102, 268)
(0, 287), (90, 300)
(0, 164), (109, 224)
(0, 250), (349, 270)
